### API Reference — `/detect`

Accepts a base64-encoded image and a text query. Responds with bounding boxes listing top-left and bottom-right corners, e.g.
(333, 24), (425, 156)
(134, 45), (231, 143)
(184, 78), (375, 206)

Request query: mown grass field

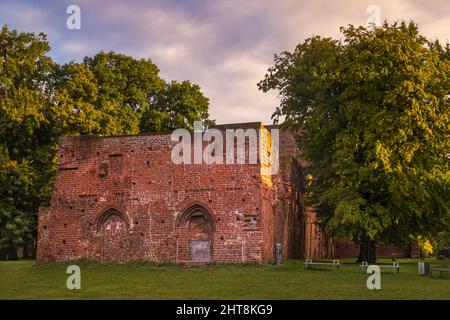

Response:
(0, 258), (449, 299)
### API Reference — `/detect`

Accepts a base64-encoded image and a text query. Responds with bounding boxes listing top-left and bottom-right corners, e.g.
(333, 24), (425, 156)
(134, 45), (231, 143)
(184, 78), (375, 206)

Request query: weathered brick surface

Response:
(36, 123), (414, 263)
(36, 123), (300, 263)
(334, 239), (420, 259)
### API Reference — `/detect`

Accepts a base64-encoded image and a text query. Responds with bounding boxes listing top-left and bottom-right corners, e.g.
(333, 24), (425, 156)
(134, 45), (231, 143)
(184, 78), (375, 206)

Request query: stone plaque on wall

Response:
(189, 240), (211, 262)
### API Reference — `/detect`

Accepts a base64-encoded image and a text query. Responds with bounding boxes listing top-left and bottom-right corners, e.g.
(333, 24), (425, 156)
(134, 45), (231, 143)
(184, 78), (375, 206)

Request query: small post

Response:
(275, 243), (282, 266)
(393, 262), (399, 273)
(418, 261), (429, 276)
(304, 259), (311, 269)
(333, 260), (340, 271)
(361, 261), (368, 273)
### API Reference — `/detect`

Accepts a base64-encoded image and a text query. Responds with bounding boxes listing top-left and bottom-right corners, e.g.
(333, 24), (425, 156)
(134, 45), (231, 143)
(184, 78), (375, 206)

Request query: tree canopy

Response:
(140, 80), (211, 133)
(259, 21), (450, 261)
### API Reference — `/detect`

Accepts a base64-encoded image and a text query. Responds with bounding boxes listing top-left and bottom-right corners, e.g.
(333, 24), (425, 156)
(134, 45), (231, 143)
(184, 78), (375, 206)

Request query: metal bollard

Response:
(418, 261), (429, 276)
(275, 243), (282, 266)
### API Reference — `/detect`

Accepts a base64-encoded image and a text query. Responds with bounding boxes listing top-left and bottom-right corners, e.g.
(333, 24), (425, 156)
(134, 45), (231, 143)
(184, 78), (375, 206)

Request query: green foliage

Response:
(0, 146), (35, 251)
(432, 231), (450, 254)
(53, 52), (212, 135)
(140, 80), (211, 132)
(0, 25), (212, 258)
(259, 21), (450, 246)
(0, 26), (56, 258)
(51, 62), (103, 135)
(82, 51), (165, 135)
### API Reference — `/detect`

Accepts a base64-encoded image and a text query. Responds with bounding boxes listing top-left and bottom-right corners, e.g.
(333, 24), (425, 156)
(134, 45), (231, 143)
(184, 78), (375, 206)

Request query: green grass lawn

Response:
(0, 258), (449, 299)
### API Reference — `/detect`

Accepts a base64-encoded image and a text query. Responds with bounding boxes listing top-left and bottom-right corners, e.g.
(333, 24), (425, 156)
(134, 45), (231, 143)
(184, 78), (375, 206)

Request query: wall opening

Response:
(178, 204), (213, 262)
(97, 209), (130, 262)
(188, 212), (212, 262)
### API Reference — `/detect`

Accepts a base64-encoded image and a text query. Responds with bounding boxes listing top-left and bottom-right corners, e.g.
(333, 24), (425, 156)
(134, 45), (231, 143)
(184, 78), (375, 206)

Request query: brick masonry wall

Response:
(36, 123), (411, 264)
(334, 239), (419, 259)
(37, 124), (295, 264)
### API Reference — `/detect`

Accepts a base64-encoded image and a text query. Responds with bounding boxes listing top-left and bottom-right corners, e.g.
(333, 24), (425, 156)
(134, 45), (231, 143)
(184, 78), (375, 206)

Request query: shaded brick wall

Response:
(334, 239), (419, 259)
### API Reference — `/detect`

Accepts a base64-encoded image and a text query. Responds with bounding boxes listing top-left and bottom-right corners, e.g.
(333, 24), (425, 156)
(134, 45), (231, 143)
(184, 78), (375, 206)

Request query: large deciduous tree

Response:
(55, 52), (212, 135)
(0, 26), (56, 259)
(82, 51), (165, 135)
(140, 80), (211, 132)
(0, 146), (36, 260)
(259, 21), (450, 262)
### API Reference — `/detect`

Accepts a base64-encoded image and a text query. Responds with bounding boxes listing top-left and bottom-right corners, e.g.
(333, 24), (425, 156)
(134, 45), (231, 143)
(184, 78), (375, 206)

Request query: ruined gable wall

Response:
(37, 132), (265, 263)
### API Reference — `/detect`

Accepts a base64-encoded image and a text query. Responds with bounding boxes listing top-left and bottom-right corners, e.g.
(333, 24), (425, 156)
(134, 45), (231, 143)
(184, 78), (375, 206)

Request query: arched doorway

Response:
(179, 204), (213, 262)
(97, 209), (130, 262)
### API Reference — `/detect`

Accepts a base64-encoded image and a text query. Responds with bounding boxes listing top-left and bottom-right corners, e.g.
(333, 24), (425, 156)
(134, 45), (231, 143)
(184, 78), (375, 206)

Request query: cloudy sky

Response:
(0, 0), (448, 124)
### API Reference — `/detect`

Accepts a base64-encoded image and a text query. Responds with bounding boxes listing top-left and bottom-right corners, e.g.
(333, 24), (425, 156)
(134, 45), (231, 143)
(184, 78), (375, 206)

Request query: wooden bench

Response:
(360, 261), (400, 273)
(304, 259), (341, 271)
(429, 264), (450, 278)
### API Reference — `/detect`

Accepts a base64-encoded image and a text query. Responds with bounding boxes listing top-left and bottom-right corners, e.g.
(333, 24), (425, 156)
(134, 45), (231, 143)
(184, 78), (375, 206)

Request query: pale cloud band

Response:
(0, 0), (448, 124)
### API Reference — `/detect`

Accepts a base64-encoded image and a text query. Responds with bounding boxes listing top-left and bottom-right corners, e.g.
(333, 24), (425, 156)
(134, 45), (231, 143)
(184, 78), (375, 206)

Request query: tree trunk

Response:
(357, 240), (376, 263)
(7, 245), (18, 261)
(0, 248), (7, 260)
(23, 242), (29, 258)
(31, 240), (37, 259)
(405, 243), (412, 259)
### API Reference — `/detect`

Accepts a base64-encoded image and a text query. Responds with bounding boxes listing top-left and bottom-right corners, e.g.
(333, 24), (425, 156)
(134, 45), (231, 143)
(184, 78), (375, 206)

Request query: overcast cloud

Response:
(0, 0), (448, 124)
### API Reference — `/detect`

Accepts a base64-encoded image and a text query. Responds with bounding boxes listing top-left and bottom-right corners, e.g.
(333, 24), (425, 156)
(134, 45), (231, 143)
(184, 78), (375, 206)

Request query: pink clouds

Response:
(0, 0), (448, 123)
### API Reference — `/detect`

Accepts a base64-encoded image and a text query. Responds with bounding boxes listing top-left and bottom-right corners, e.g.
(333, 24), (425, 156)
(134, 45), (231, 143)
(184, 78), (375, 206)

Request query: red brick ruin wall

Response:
(37, 125), (297, 263)
(36, 124), (415, 264)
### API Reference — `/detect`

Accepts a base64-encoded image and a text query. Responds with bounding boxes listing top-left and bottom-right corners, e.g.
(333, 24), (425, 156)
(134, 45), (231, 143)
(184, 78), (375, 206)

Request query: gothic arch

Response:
(177, 203), (214, 262)
(96, 207), (130, 262)
(177, 203), (214, 228)
(95, 207), (129, 232)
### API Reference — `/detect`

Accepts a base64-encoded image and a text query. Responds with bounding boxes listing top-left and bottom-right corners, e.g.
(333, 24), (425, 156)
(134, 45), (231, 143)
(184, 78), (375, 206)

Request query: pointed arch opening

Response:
(96, 208), (130, 262)
(96, 207), (129, 232)
(177, 203), (213, 263)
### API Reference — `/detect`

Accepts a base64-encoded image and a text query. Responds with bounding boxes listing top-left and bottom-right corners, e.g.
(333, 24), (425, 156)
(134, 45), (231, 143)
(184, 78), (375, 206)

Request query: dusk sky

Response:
(1, 0), (448, 124)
